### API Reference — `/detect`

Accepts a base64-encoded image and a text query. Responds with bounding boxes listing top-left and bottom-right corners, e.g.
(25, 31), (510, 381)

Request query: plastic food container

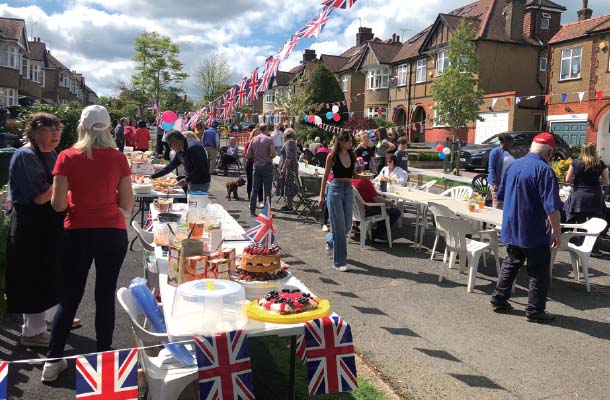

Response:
(172, 279), (247, 335)
(133, 183), (153, 194)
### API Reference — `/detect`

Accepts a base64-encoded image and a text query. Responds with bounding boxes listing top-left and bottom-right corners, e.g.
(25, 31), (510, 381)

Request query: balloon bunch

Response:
(304, 114), (323, 125)
(435, 144), (451, 160)
(325, 105), (341, 122)
(160, 111), (179, 131)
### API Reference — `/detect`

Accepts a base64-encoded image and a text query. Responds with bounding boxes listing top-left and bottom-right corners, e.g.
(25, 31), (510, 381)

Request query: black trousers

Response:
(491, 244), (550, 315)
(156, 133), (170, 160)
(47, 229), (128, 358)
(245, 160), (263, 202)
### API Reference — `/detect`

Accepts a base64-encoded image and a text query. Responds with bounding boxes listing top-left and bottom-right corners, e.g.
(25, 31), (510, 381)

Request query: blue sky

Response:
(2, 0), (609, 99)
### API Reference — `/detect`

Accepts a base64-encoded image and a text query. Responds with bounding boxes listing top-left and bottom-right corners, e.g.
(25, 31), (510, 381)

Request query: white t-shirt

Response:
(271, 130), (284, 148)
(377, 166), (408, 186)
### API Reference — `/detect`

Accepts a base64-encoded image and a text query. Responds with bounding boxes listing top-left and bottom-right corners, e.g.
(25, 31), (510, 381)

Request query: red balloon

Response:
(308, 115), (315, 123)
(161, 110), (178, 124)
(435, 144), (444, 152)
(332, 113), (341, 122)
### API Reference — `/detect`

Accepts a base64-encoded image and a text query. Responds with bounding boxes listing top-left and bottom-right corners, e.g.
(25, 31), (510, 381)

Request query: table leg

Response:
(130, 197), (144, 225)
(414, 204), (421, 251)
(288, 335), (297, 400)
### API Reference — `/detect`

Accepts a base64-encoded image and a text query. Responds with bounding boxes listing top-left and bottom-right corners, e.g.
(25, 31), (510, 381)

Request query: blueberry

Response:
(281, 289), (290, 293)
(291, 289), (301, 293)
(302, 292), (310, 298)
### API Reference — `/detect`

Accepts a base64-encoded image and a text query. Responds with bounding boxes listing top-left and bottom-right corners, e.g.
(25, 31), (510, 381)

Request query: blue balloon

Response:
(161, 120), (174, 131)
(438, 152), (446, 160)
(304, 115), (309, 123)
(326, 111), (334, 120)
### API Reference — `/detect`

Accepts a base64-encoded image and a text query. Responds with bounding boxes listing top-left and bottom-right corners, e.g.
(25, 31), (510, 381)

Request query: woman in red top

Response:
(124, 118), (136, 148)
(42, 105), (134, 382)
(134, 120), (151, 151)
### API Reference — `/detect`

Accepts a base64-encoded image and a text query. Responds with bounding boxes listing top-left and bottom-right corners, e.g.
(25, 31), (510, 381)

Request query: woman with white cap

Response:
(42, 105), (134, 382)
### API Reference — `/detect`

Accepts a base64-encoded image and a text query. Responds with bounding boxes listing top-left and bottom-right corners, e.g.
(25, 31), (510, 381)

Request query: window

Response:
(415, 58), (427, 83)
(265, 90), (275, 103)
(436, 50), (449, 75)
(59, 99), (68, 106)
(0, 87), (18, 107)
(41, 70), (45, 87)
(541, 13), (551, 30)
(21, 56), (29, 78)
(0, 45), (19, 69)
(367, 106), (386, 119)
(539, 57), (547, 71)
(432, 106), (447, 127)
(397, 64), (408, 86)
(560, 47), (582, 80)
(367, 68), (389, 89)
(341, 74), (348, 92)
(30, 62), (42, 83)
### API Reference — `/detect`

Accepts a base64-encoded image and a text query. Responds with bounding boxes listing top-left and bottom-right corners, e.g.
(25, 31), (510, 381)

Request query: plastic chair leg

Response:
(443, 248), (448, 264)
(360, 222), (367, 249)
(569, 253), (580, 282)
(581, 255), (591, 292)
(430, 233), (439, 260)
(467, 253), (482, 293)
(385, 217), (392, 248)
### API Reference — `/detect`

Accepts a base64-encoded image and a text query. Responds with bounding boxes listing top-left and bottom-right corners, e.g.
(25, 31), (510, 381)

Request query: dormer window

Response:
(541, 13), (551, 30)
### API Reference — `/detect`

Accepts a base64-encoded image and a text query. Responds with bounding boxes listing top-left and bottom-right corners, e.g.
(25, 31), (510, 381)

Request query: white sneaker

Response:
(322, 224), (329, 232)
(326, 244), (332, 255)
(41, 359), (67, 382)
(20, 331), (50, 348)
(332, 264), (350, 272)
(257, 202), (265, 208)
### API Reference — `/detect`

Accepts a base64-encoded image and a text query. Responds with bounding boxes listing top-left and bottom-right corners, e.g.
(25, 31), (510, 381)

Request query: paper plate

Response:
(246, 299), (331, 324)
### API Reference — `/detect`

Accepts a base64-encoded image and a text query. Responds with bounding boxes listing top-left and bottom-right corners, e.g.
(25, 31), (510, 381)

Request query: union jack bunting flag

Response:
(218, 99), (227, 120)
(0, 361), (8, 400)
(236, 78), (248, 108)
(194, 330), (255, 400)
(245, 200), (275, 247)
(278, 34), (300, 61)
(247, 68), (259, 102)
(301, 6), (333, 39)
(226, 86), (236, 117)
(206, 105), (215, 127)
(321, 0), (357, 8)
(186, 109), (203, 130)
(303, 313), (358, 396)
(75, 349), (139, 400)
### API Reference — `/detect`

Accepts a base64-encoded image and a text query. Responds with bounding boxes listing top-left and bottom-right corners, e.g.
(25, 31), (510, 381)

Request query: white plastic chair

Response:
(132, 220), (155, 252)
(132, 221), (159, 295)
(427, 202), (455, 261)
(550, 218), (607, 292)
(440, 186), (473, 200)
(436, 216), (490, 292)
(116, 288), (197, 400)
(418, 180), (437, 192)
(352, 190), (392, 248)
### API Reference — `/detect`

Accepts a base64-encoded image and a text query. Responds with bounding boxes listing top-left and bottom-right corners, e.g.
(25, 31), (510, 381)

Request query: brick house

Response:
(387, 0), (566, 145)
(0, 16), (97, 109)
(262, 70), (296, 124)
(546, 0), (610, 162)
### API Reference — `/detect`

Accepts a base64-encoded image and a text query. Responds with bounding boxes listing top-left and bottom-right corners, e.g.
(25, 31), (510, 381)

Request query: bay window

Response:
(0, 87), (18, 107)
(367, 68), (389, 89)
(265, 90), (275, 103)
(367, 106), (387, 119)
(0, 45), (19, 69)
(415, 58), (427, 83)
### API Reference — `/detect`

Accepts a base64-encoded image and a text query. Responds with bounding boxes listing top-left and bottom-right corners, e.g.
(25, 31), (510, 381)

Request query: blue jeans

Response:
(250, 163), (273, 213)
(188, 182), (210, 193)
(325, 180), (353, 267)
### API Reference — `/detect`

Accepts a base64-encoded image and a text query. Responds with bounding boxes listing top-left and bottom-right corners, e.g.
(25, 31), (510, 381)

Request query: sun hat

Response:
(80, 105), (110, 131)
(533, 132), (555, 148)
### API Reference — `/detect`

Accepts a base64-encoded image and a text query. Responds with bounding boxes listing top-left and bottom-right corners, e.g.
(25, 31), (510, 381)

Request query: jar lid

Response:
(176, 279), (242, 302)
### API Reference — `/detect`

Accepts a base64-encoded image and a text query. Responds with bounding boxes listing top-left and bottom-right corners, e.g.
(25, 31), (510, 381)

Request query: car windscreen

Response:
(483, 135), (501, 145)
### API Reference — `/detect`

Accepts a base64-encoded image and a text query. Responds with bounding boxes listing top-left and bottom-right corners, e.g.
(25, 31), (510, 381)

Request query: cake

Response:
(233, 244), (288, 281)
(257, 289), (320, 315)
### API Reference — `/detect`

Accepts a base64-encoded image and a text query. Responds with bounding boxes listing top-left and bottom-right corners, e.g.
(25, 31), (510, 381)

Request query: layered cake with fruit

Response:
(257, 289), (320, 315)
(233, 244), (288, 282)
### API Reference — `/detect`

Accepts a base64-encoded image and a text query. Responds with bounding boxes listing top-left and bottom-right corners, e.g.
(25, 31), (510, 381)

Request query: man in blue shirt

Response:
(201, 122), (219, 174)
(487, 133), (514, 208)
(490, 132), (563, 323)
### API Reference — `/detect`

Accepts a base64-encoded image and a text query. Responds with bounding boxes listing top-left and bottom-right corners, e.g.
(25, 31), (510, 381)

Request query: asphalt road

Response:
(2, 169), (610, 399)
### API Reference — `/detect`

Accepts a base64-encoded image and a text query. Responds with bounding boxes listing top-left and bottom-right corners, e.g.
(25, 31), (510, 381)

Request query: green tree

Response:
(304, 63), (347, 133)
(195, 51), (232, 102)
(275, 74), (312, 135)
(16, 102), (82, 151)
(131, 32), (188, 113)
(431, 19), (484, 175)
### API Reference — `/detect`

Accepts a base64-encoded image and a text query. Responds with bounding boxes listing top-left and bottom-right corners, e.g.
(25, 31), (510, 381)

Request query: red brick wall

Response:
(424, 127), (472, 144)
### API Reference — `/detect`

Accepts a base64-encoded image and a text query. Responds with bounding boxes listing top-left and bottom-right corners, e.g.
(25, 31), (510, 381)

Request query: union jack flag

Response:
(245, 200), (275, 247)
(247, 68), (259, 102)
(0, 361), (8, 400)
(194, 331), (255, 400)
(321, 0), (357, 8)
(75, 349), (139, 400)
(301, 6), (333, 39)
(278, 34), (300, 61)
(186, 108), (203, 130)
(218, 98), (227, 120)
(206, 105), (215, 127)
(236, 78), (248, 108)
(303, 313), (358, 396)
(143, 212), (153, 232)
(226, 86), (236, 117)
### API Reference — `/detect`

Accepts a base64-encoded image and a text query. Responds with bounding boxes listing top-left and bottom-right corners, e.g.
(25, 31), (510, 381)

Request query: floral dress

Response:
(278, 139), (299, 198)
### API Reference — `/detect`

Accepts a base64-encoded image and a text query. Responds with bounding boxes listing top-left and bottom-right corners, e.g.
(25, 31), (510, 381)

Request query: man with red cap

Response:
(490, 132), (563, 323)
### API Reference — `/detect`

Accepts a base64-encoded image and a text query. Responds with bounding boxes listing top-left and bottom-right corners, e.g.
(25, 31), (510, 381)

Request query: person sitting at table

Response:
(221, 136), (239, 175)
(376, 154), (408, 186)
(352, 176), (401, 241)
(152, 130), (211, 193)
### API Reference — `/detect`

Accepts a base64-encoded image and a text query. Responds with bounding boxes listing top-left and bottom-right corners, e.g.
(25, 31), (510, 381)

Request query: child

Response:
(394, 136), (409, 172)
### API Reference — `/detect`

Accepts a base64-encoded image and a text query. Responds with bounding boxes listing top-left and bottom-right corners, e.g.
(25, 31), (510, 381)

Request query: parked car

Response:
(459, 131), (570, 171)
(240, 121), (257, 131)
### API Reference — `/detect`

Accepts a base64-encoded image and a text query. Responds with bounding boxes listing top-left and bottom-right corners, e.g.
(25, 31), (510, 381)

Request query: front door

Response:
(597, 111), (610, 164)
(549, 121), (587, 146)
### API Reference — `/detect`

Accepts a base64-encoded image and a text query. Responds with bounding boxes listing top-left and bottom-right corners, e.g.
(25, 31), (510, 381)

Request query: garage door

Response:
(475, 112), (509, 143)
(550, 121), (586, 146)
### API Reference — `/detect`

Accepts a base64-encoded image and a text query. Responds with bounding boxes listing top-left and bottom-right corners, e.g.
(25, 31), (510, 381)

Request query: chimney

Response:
(577, 0), (593, 21)
(391, 33), (401, 44)
(504, 0), (525, 41)
(302, 49), (317, 64)
(357, 27), (374, 46)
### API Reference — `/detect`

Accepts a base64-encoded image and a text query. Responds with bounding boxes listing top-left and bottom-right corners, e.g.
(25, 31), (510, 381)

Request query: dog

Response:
(226, 178), (246, 200)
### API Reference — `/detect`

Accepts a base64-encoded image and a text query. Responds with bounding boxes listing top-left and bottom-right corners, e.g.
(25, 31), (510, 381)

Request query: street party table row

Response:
(273, 156), (322, 176)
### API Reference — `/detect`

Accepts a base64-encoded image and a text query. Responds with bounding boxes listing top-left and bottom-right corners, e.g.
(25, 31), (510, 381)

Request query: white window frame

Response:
(560, 47), (582, 81)
(20, 55), (29, 78)
(436, 50), (449, 76)
(41, 70), (45, 87)
(341, 74), (348, 92)
(539, 57), (548, 72)
(367, 68), (389, 90)
(397, 64), (408, 86)
(0, 45), (19, 69)
(0, 87), (18, 107)
(60, 72), (70, 88)
(541, 16), (550, 30)
(366, 106), (387, 119)
(30, 61), (42, 83)
(265, 89), (275, 104)
(415, 58), (427, 83)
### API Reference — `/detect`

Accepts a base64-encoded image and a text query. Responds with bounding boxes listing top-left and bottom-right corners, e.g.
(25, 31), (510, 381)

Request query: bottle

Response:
(187, 191), (208, 212)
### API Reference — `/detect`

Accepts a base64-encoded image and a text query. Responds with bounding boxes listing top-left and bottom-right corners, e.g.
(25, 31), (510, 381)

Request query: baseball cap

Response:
(533, 132), (556, 148)
(80, 105), (110, 131)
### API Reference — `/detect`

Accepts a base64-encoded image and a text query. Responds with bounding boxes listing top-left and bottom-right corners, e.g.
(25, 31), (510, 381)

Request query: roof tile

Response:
(550, 14), (610, 44)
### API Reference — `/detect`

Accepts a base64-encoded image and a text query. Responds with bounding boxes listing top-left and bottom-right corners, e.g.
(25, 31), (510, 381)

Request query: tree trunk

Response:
(452, 127), (460, 176)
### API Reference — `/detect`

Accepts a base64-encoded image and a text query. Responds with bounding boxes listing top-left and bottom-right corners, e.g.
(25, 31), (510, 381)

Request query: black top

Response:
(572, 159), (606, 191)
(331, 152), (355, 179)
(9, 146), (56, 205)
(152, 137), (210, 184)
(355, 145), (374, 168)
(565, 158), (607, 220)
